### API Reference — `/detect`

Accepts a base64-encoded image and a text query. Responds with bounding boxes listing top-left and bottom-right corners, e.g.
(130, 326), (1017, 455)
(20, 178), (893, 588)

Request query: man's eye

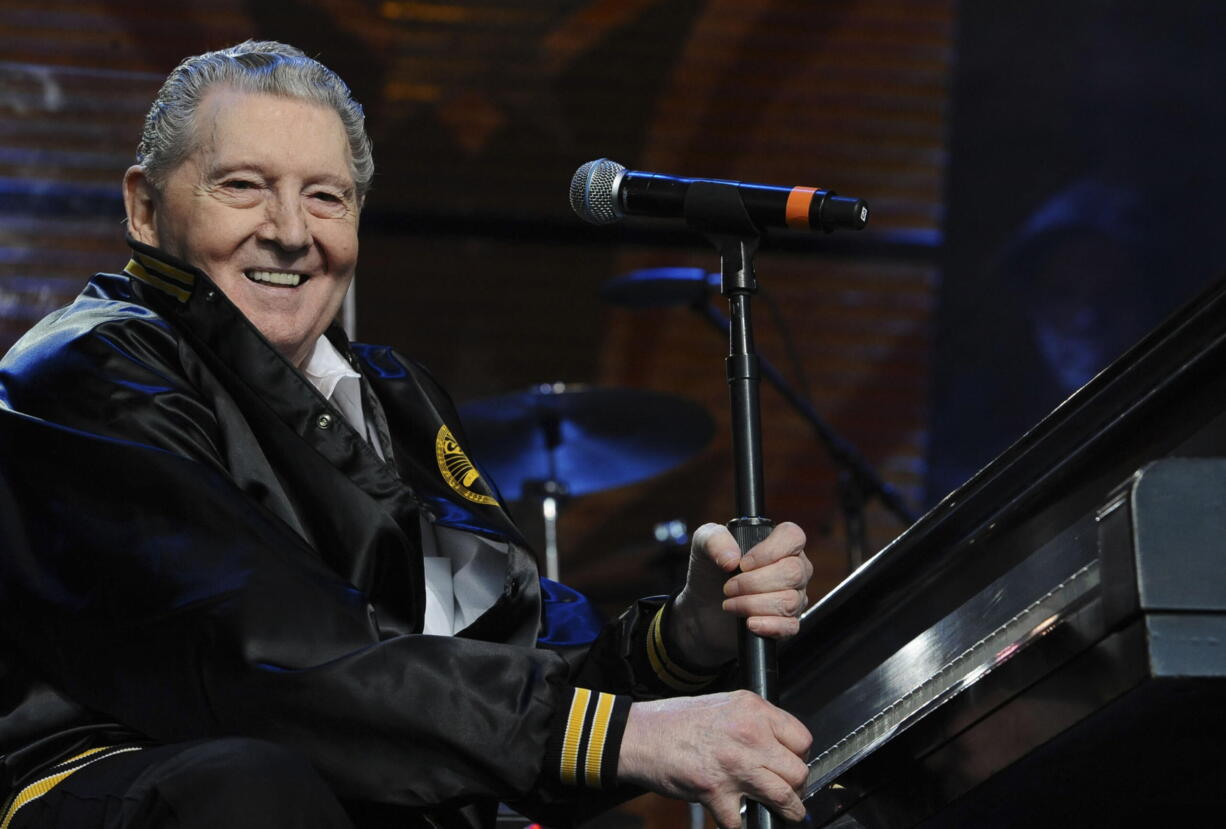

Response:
(311, 191), (342, 203)
(223, 180), (258, 190)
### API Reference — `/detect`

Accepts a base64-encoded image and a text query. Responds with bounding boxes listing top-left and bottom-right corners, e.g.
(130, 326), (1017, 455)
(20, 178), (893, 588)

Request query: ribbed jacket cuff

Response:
(544, 688), (632, 789)
(643, 600), (724, 693)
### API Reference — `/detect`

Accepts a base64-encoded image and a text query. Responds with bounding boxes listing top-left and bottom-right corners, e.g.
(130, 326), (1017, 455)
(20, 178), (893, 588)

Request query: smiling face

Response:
(124, 87), (360, 368)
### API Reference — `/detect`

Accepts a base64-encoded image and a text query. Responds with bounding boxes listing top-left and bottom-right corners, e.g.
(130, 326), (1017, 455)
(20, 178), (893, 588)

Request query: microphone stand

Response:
(690, 304), (917, 570)
(685, 181), (779, 829)
(600, 266), (916, 572)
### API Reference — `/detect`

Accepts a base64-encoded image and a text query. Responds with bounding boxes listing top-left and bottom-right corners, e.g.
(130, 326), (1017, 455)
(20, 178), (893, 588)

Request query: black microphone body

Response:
(570, 158), (869, 234)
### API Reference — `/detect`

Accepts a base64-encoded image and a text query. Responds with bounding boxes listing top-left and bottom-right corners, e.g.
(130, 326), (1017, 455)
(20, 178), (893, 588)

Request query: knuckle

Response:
(692, 771), (721, 800)
(733, 689), (769, 715)
(729, 718), (758, 744)
(751, 776), (799, 816)
(788, 590), (805, 614)
(785, 555), (807, 583)
(730, 688), (756, 704)
(709, 801), (741, 829)
(785, 756), (809, 788)
(778, 520), (806, 547)
(766, 777), (794, 803)
(692, 522), (722, 548)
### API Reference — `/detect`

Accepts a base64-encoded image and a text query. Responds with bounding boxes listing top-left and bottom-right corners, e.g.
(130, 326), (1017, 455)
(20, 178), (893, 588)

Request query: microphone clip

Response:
(683, 179), (764, 239)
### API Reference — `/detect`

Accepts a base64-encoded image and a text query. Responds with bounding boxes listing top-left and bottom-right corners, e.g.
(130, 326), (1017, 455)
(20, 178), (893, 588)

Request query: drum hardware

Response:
(459, 383), (714, 581)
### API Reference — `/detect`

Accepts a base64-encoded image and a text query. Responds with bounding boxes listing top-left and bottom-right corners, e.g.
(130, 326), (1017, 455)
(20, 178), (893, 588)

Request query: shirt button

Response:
(317, 413), (334, 430)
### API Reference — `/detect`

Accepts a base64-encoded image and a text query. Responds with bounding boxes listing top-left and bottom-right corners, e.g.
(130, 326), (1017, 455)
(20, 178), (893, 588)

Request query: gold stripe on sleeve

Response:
(583, 692), (616, 788)
(0, 746), (144, 829)
(647, 607), (715, 692)
(559, 688), (591, 786)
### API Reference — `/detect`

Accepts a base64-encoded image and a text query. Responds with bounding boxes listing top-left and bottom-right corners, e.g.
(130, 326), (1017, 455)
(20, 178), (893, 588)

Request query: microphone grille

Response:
(569, 158), (626, 225)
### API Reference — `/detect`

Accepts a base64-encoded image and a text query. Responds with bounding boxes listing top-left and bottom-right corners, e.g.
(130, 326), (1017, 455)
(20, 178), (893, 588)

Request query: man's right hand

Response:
(617, 691), (812, 828)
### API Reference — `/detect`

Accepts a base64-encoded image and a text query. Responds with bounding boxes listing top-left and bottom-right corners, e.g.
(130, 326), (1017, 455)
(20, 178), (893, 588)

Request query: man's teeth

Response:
(246, 271), (302, 287)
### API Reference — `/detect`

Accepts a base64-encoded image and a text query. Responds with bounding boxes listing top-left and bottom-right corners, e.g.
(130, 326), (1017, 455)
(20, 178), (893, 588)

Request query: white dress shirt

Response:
(300, 335), (501, 636)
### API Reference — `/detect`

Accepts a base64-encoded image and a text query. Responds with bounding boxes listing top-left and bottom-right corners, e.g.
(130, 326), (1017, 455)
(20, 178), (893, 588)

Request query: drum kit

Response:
(459, 380), (714, 582)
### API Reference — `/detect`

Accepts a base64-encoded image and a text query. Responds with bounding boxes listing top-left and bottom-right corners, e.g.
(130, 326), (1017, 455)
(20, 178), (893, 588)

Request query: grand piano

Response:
(781, 275), (1226, 826)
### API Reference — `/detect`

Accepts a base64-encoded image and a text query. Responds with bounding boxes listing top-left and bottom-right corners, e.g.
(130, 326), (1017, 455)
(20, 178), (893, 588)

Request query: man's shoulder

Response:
(6, 271), (174, 354)
(1, 272), (184, 408)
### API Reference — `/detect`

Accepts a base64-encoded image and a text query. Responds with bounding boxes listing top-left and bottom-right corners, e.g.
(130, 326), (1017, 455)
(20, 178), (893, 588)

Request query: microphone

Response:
(569, 158), (869, 234)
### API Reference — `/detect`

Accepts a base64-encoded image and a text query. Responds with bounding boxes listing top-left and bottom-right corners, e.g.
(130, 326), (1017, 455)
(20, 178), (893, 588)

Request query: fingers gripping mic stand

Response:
(685, 181), (782, 829)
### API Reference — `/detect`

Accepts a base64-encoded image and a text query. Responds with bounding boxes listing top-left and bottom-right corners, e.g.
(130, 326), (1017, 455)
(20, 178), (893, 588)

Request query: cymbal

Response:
(458, 383), (715, 500)
(600, 267), (719, 308)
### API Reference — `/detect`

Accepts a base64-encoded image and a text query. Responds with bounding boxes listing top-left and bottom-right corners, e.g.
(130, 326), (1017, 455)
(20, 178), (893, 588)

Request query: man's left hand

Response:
(669, 521), (812, 667)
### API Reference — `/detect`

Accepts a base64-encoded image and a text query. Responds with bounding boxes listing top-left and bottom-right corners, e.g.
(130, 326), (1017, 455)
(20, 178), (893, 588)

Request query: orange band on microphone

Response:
(786, 186), (818, 229)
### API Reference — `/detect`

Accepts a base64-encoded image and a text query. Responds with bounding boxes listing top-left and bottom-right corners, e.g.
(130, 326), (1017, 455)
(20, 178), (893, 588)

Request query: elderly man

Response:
(0, 42), (813, 829)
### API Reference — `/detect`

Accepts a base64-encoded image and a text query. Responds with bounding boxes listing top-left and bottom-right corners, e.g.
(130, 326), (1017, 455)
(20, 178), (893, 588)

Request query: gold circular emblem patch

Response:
(435, 424), (498, 506)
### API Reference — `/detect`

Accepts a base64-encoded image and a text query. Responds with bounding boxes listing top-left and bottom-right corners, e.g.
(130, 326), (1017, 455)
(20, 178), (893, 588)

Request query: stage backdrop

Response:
(1, 0), (951, 629)
(930, 0), (1226, 502)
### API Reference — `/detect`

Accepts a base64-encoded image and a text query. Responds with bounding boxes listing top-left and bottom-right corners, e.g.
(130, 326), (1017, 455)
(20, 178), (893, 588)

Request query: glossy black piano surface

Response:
(781, 276), (1226, 827)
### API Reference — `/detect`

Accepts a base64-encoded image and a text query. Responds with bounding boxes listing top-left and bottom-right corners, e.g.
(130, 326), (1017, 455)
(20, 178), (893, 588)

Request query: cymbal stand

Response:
(522, 479), (568, 582)
(524, 406), (568, 582)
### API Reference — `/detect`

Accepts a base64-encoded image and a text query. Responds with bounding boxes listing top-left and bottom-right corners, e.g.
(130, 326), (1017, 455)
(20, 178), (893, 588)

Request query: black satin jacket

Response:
(0, 241), (691, 826)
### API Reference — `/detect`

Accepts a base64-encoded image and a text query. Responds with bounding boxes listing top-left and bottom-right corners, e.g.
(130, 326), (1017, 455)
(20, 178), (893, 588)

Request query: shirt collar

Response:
(301, 334), (361, 401)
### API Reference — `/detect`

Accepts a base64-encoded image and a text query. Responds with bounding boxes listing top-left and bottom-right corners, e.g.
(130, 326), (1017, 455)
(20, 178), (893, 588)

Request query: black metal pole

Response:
(714, 234), (779, 829)
(678, 177), (864, 826)
(692, 303), (918, 571)
(679, 178), (782, 829)
(588, 173), (872, 824)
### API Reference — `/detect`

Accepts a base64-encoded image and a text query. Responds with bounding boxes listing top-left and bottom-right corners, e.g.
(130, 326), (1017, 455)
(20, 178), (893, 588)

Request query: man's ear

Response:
(123, 166), (159, 246)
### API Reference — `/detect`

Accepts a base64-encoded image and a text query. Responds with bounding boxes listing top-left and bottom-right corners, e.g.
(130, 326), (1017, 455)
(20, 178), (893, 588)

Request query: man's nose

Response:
(258, 194), (311, 251)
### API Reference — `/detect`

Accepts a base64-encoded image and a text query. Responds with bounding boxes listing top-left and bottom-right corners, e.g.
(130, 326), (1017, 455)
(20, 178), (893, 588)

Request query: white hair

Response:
(136, 40), (373, 201)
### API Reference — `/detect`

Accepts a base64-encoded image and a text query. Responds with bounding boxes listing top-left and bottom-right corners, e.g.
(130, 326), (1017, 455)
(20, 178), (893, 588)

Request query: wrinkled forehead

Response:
(180, 85), (355, 183)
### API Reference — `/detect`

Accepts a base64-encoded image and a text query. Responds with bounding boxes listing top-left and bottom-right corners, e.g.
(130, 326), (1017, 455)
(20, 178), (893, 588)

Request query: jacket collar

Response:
(123, 236), (203, 303)
(116, 236), (525, 549)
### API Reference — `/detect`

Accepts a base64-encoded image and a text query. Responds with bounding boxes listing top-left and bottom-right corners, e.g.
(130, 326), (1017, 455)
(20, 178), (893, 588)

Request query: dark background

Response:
(4, 1), (1225, 825)
(930, 0), (1226, 499)
(1, 0), (949, 615)
(5, 0), (1226, 608)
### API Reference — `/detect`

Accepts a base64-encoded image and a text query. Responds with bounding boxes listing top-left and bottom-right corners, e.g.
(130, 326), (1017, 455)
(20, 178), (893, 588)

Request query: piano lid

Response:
(788, 270), (1226, 662)
(781, 273), (1226, 827)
